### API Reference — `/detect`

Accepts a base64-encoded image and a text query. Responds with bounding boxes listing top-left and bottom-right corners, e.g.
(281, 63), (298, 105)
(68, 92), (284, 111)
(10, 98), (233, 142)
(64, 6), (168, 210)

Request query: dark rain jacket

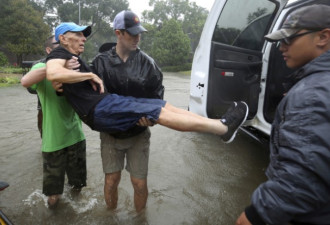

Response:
(91, 47), (164, 138)
(246, 50), (330, 225)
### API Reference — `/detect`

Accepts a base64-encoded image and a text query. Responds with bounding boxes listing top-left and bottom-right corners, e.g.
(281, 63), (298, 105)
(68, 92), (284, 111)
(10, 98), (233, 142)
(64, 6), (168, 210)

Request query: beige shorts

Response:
(100, 128), (151, 179)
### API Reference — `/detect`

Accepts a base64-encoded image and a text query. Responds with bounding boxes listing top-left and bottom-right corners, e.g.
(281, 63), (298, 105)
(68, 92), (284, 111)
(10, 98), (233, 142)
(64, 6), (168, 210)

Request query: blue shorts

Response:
(93, 94), (166, 132)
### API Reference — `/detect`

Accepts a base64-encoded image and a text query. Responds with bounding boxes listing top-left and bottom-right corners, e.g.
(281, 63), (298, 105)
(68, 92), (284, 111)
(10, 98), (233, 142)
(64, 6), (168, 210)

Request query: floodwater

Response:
(0, 72), (269, 225)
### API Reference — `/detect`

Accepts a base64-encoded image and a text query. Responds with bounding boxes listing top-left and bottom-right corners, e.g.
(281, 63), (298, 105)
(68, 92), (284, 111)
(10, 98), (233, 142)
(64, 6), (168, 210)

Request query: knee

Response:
(131, 178), (148, 194)
(105, 172), (121, 188)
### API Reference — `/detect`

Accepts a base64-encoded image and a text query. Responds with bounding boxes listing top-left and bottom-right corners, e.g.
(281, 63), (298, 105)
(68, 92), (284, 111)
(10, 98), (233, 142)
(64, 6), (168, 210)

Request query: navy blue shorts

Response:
(93, 94), (166, 132)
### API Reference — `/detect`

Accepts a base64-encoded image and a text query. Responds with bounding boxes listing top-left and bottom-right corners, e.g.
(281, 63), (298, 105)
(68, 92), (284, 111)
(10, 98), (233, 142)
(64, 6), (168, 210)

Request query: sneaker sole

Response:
(223, 101), (249, 144)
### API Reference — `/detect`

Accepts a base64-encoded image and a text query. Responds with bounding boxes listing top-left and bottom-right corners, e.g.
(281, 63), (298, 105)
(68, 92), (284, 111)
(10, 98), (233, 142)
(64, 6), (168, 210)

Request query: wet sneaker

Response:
(220, 101), (249, 143)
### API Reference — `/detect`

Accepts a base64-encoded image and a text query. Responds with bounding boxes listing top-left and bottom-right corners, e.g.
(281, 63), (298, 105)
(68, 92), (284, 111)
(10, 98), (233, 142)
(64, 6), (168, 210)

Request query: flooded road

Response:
(0, 72), (269, 225)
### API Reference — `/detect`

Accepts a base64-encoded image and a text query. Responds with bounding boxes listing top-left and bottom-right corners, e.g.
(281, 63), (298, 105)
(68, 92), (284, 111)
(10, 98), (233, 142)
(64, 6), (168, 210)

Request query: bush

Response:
(0, 52), (8, 66)
(0, 76), (20, 87)
(0, 66), (24, 74)
(161, 63), (192, 72)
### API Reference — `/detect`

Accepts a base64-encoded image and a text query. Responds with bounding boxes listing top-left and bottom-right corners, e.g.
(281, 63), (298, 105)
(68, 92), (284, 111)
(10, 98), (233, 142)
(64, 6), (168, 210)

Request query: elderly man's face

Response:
(62, 31), (87, 55)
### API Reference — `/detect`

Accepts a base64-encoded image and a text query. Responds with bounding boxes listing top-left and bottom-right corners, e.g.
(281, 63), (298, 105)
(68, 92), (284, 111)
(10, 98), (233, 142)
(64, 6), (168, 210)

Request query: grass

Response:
(0, 66), (23, 87)
(0, 76), (21, 87)
(178, 70), (191, 76)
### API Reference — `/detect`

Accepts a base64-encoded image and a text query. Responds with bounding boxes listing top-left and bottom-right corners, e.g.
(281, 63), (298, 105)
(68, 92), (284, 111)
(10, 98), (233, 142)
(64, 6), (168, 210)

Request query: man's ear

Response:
(317, 28), (330, 48)
(59, 34), (67, 45)
(45, 46), (52, 54)
(115, 29), (122, 37)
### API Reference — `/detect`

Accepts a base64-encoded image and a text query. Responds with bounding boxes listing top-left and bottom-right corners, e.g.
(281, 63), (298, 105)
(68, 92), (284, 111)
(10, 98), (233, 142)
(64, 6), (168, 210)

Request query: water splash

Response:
(22, 189), (98, 213)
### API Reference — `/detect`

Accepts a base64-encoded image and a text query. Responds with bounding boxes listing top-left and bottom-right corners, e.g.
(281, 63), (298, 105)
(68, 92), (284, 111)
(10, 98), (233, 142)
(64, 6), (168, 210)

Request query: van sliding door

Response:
(207, 0), (277, 119)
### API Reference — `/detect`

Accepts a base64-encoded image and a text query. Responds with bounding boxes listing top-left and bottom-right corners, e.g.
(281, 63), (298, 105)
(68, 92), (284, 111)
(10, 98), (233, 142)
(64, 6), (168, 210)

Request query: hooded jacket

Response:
(246, 50), (330, 225)
(91, 47), (164, 138)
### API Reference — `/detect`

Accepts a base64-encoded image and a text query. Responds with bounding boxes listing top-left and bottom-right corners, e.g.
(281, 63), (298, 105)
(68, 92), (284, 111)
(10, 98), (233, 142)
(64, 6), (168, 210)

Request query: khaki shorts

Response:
(100, 129), (151, 179)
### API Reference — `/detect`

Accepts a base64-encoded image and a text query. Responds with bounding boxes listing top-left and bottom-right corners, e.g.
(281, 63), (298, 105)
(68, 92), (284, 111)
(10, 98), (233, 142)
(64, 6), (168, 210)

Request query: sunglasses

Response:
(279, 30), (320, 45)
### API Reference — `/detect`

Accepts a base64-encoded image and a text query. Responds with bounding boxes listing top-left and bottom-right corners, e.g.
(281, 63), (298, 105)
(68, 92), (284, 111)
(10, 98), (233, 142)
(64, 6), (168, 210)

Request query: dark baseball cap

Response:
(113, 10), (147, 35)
(265, 4), (330, 42)
(55, 22), (91, 42)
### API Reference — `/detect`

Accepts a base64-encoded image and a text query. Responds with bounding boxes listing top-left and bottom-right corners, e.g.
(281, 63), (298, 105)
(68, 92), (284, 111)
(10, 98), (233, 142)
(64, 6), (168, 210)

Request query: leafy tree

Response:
(0, 0), (50, 65)
(151, 19), (191, 68)
(142, 0), (208, 53)
(36, 0), (129, 60)
(0, 52), (9, 66)
(181, 2), (208, 51)
(139, 23), (158, 55)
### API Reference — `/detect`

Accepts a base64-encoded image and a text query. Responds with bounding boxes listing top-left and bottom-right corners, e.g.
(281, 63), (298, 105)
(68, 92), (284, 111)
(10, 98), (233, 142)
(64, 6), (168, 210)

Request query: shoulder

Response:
(31, 62), (46, 70)
(135, 49), (156, 65)
(46, 46), (73, 62)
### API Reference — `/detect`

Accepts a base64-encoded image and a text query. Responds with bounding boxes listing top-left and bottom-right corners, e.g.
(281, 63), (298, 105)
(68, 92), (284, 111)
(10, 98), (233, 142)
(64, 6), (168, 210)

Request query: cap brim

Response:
(71, 25), (92, 38)
(126, 25), (147, 35)
(265, 28), (299, 42)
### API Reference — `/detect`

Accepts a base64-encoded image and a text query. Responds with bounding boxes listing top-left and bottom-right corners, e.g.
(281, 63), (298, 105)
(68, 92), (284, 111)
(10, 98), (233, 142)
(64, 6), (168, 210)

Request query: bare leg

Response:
(164, 103), (208, 119)
(131, 176), (148, 212)
(104, 172), (121, 209)
(47, 194), (60, 208)
(157, 103), (227, 135)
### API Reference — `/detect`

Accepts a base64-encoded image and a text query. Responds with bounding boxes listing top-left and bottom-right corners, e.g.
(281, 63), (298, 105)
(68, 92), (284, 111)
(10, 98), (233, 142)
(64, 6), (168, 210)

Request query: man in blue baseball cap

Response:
(54, 22), (91, 43)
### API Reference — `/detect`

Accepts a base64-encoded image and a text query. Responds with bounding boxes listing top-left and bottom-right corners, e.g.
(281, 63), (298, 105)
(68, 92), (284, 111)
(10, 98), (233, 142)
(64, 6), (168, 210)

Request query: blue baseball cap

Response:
(55, 22), (92, 42)
(113, 10), (147, 35)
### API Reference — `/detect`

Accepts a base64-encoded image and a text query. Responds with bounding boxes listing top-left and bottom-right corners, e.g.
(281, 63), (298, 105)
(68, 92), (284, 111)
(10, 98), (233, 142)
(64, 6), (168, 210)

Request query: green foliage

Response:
(41, 0), (129, 60)
(140, 23), (158, 54)
(0, 66), (24, 74)
(0, 52), (8, 66)
(151, 19), (191, 67)
(142, 0), (208, 52)
(162, 63), (192, 72)
(0, 0), (208, 66)
(0, 76), (20, 85)
(0, 0), (50, 65)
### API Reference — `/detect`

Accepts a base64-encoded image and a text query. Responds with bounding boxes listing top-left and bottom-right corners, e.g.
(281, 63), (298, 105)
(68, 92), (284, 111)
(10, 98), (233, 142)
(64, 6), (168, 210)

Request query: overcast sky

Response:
(128, 0), (215, 18)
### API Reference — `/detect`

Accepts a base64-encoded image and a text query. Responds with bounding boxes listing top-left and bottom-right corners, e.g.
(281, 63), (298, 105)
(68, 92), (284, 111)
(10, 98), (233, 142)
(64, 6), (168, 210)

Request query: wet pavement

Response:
(0, 72), (269, 225)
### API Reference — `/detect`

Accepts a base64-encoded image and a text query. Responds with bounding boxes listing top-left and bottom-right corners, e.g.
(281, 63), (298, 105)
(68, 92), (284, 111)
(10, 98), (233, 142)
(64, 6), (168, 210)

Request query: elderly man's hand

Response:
(137, 117), (156, 127)
(65, 56), (80, 71)
(89, 74), (104, 93)
(53, 56), (81, 92)
(52, 81), (63, 92)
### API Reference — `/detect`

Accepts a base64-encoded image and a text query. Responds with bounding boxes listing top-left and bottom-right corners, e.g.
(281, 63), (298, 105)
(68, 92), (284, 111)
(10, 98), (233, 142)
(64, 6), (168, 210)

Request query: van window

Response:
(212, 0), (276, 51)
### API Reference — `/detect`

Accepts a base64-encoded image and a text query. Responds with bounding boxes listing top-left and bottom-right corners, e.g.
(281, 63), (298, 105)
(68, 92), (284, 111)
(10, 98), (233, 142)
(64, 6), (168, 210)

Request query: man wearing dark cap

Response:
(91, 10), (164, 212)
(236, 4), (330, 225)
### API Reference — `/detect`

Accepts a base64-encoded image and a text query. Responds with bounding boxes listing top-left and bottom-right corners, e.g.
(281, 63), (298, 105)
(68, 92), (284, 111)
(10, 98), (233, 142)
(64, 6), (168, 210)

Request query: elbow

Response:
(46, 70), (57, 82)
(20, 76), (30, 88)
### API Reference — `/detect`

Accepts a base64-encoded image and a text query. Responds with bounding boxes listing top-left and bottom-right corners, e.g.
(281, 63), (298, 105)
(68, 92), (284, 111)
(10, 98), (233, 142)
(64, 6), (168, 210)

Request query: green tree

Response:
(0, 0), (50, 65)
(139, 23), (158, 55)
(37, 0), (129, 60)
(0, 52), (8, 66)
(142, 0), (208, 53)
(151, 19), (191, 68)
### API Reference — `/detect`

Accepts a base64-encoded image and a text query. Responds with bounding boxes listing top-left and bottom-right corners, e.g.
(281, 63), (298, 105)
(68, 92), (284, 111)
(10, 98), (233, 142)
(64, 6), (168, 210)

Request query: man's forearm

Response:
(21, 67), (46, 88)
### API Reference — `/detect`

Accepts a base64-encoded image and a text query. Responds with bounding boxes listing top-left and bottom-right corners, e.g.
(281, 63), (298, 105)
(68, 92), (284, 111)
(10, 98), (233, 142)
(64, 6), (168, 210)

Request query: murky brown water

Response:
(0, 72), (269, 225)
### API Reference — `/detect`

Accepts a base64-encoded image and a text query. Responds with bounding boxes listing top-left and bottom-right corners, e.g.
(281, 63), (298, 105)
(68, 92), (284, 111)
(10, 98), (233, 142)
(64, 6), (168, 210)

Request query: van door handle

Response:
(196, 83), (204, 89)
(214, 60), (262, 69)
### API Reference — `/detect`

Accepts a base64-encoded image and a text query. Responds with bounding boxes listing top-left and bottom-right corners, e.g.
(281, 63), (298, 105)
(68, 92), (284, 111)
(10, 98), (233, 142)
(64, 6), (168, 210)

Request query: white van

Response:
(189, 0), (330, 141)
